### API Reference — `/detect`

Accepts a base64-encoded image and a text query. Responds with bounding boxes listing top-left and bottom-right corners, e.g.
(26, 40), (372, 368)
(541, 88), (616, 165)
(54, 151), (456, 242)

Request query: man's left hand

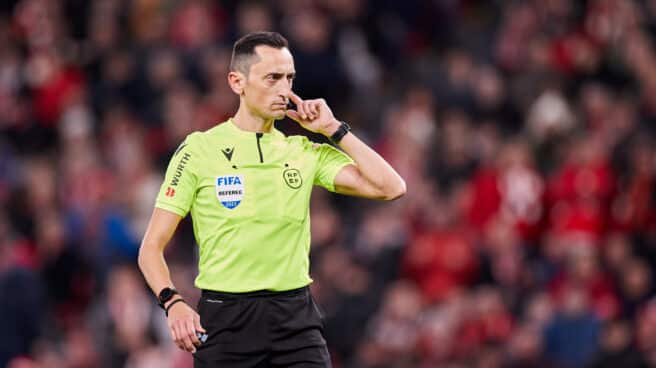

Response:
(286, 92), (341, 137)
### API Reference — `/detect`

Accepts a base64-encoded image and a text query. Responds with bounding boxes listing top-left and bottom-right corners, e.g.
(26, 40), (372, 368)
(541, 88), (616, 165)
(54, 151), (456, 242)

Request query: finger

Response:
(183, 334), (196, 352)
(180, 319), (196, 353)
(171, 324), (185, 351)
(169, 325), (178, 343)
(195, 315), (206, 333)
(309, 101), (320, 118)
(288, 92), (308, 119)
(187, 318), (201, 346)
(288, 91), (303, 106)
(171, 321), (181, 340)
(174, 322), (184, 343)
(178, 321), (195, 352)
(286, 109), (302, 123)
(302, 101), (315, 119)
(296, 100), (308, 120)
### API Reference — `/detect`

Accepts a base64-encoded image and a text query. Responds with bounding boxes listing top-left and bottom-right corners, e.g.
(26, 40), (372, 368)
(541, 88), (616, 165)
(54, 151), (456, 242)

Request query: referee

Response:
(138, 31), (405, 367)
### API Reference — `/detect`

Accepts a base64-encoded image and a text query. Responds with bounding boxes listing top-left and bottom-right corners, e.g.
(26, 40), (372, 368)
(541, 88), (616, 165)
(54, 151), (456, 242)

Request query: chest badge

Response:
(216, 175), (245, 209)
(283, 168), (302, 189)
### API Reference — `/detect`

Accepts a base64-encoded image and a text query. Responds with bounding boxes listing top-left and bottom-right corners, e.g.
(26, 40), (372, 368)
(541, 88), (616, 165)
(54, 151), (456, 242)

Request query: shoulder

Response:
(284, 134), (323, 152)
(169, 132), (200, 160)
(180, 124), (227, 150)
(174, 130), (202, 147)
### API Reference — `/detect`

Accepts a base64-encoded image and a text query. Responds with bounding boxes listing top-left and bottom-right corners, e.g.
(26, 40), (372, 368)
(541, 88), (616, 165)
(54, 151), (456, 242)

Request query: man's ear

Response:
(228, 71), (246, 95)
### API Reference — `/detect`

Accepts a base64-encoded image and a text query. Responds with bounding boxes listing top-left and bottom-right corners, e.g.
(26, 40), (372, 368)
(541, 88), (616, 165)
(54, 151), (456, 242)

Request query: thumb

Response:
(286, 109), (303, 123)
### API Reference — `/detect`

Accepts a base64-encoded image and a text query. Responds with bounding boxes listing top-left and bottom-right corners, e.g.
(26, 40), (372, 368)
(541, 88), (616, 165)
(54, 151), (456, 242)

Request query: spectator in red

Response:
(467, 139), (545, 243)
(404, 191), (478, 303)
(546, 134), (616, 246)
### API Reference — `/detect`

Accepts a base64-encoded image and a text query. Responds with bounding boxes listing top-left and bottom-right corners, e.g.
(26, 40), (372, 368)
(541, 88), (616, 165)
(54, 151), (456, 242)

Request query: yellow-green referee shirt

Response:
(155, 119), (353, 292)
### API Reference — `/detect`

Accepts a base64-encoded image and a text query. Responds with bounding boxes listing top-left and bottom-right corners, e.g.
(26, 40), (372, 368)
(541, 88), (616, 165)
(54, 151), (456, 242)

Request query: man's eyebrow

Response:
(265, 72), (296, 78)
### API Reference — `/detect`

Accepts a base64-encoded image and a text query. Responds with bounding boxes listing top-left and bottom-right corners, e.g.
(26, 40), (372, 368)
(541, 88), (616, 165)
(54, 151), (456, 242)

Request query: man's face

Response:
(241, 45), (295, 120)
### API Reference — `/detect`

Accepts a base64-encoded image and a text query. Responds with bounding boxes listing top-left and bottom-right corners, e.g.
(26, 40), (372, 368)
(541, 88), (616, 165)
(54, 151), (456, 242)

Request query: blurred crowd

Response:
(2, 0), (656, 367)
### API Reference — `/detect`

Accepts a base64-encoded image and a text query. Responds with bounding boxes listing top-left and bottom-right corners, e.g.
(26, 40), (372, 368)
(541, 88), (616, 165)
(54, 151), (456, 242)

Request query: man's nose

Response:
(279, 79), (292, 94)
(278, 81), (292, 100)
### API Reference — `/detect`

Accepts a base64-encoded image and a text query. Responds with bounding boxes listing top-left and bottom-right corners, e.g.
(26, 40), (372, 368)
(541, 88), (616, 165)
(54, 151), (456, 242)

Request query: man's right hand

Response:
(166, 297), (206, 353)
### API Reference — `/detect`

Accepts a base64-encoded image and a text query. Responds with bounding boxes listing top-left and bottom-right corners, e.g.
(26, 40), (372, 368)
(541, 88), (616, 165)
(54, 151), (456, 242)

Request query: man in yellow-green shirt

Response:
(138, 32), (405, 367)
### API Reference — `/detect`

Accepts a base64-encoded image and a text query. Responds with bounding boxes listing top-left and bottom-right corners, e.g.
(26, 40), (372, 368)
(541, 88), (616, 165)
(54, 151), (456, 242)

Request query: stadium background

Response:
(2, 0), (656, 367)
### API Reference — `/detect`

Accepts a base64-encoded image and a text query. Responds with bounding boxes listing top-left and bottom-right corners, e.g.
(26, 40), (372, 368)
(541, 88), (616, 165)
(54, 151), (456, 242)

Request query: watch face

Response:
(159, 288), (176, 303)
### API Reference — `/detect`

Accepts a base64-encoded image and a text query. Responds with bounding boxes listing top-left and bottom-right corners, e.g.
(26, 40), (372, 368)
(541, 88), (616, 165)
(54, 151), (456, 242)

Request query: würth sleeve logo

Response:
(165, 187), (176, 197)
(170, 152), (191, 186)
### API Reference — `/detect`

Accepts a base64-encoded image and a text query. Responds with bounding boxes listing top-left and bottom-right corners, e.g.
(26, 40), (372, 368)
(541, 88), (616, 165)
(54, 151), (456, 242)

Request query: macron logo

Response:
(221, 147), (234, 161)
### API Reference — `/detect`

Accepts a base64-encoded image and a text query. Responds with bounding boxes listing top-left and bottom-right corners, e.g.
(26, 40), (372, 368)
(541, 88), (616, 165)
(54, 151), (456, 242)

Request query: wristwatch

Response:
(330, 121), (351, 144)
(157, 287), (179, 309)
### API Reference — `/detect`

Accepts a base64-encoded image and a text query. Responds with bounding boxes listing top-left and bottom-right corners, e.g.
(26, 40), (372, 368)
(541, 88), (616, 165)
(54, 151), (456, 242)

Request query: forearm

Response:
(138, 208), (184, 303)
(138, 243), (177, 300)
(332, 122), (406, 200)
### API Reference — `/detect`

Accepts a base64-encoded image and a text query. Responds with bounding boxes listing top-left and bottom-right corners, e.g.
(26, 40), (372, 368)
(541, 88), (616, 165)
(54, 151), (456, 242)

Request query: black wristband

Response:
(165, 298), (186, 317)
(329, 121), (351, 144)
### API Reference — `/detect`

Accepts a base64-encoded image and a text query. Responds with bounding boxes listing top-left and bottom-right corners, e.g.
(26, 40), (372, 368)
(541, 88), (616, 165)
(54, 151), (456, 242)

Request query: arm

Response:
(331, 131), (406, 200)
(138, 208), (182, 296)
(138, 207), (205, 353)
(287, 92), (406, 200)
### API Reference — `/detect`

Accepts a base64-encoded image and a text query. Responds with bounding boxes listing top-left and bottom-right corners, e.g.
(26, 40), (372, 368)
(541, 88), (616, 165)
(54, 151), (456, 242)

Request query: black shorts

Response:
(193, 286), (331, 368)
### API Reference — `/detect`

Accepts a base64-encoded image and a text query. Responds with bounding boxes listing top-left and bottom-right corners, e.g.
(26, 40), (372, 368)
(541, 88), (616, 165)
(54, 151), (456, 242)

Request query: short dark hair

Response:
(230, 31), (289, 75)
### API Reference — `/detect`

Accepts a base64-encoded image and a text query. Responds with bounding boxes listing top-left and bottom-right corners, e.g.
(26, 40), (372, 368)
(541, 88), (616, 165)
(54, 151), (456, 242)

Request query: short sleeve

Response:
(155, 136), (199, 217)
(313, 143), (354, 192)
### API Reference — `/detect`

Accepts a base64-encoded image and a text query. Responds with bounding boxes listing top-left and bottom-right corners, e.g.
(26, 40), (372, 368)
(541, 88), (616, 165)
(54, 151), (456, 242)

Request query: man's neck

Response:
(232, 106), (275, 133)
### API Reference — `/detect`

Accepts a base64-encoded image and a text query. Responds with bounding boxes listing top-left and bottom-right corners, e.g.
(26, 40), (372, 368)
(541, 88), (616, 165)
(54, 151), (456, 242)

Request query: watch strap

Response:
(330, 121), (351, 144)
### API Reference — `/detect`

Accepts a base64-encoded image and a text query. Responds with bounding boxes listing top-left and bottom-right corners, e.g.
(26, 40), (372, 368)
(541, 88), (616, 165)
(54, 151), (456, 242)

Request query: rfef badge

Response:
(215, 175), (245, 209)
(283, 168), (302, 189)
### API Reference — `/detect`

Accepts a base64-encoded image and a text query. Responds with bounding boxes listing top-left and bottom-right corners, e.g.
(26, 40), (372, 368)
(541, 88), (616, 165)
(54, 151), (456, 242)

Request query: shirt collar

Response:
(225, 118), (285, 141)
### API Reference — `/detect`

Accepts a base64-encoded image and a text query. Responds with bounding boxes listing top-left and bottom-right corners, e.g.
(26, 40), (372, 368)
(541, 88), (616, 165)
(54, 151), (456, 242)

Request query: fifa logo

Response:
(216, 176), (242, 186)
(216, 175), (245, 209)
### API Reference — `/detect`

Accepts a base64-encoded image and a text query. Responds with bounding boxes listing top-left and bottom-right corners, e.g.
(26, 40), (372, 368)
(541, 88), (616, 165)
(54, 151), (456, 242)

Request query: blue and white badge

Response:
(215, 175), (245, 209)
